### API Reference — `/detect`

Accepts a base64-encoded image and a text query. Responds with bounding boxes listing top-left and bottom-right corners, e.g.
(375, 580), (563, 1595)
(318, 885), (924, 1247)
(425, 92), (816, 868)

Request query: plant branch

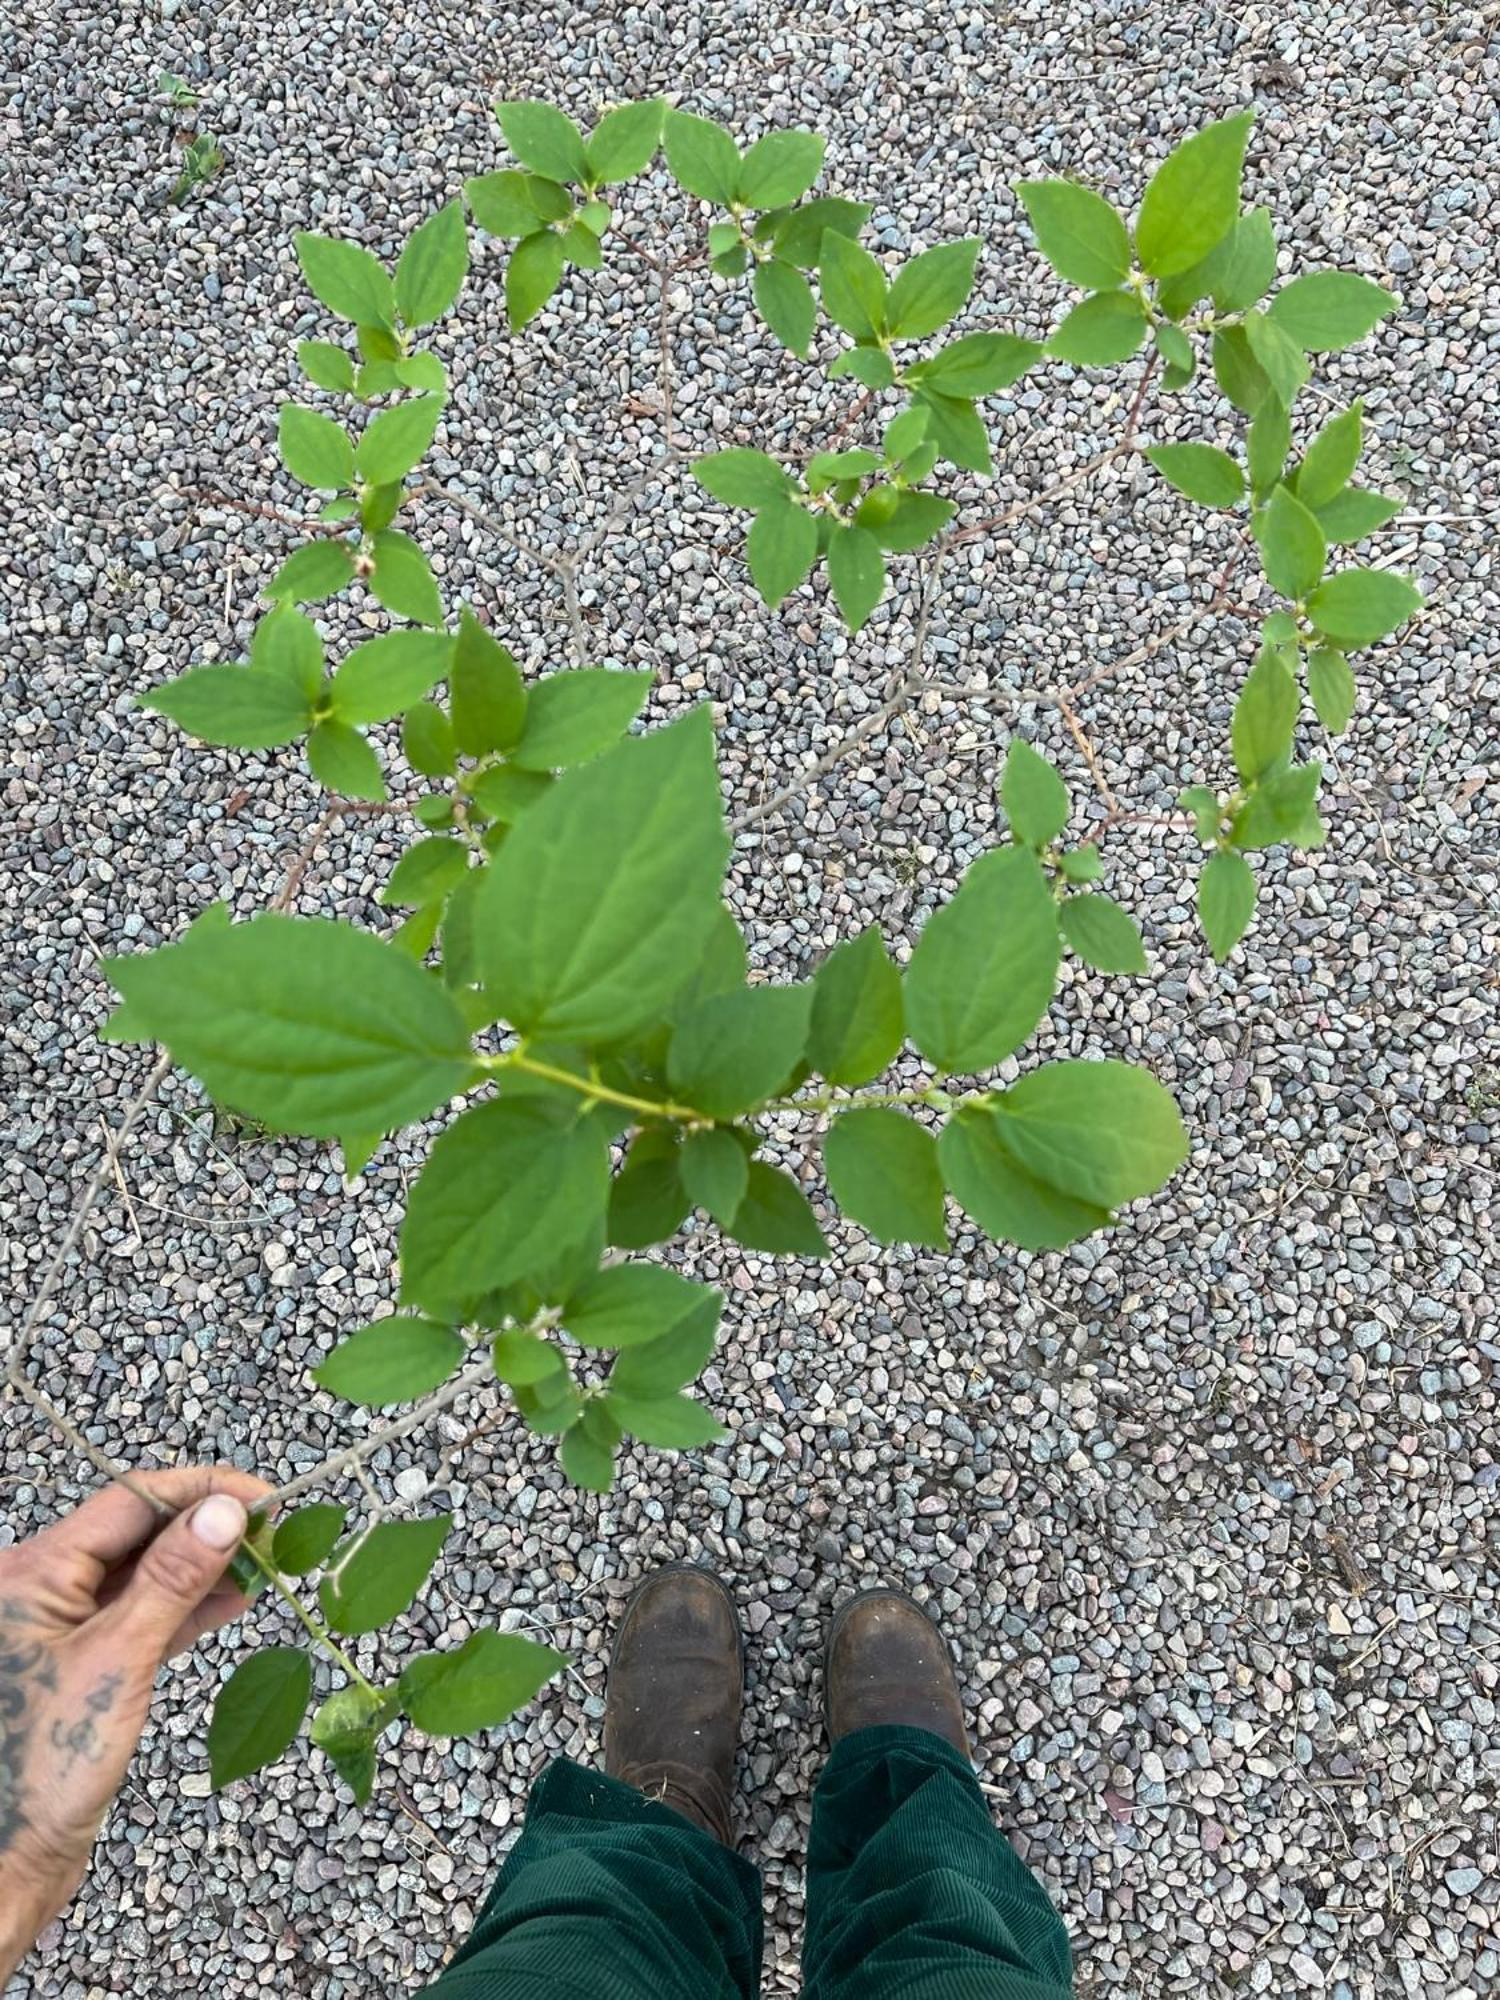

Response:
(414, 479), (567, 575)
(270, 1351), (498, 1505)
(484, 1051), (701, 1124)
(236, 1531), (380, 1698)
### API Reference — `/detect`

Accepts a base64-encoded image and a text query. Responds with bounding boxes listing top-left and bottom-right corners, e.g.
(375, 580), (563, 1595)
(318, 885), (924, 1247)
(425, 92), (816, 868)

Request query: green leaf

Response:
(401, 1629), (565, 1735)
(1232, 647), (1299, 783)
(820, 231), (888, 340)
(368, 529), (443, 626)
(1232, 762), (1325, 849)
(886, 239), (980, 341)
(1016, 180), (1131, 289)
(1059, 843), (1102, 883)
(669, 983), (811, 1119)
(805, 448), (883, 492)
(1153, 321), (1195, 390)
(604, 1390), (727, 1449)
(808, 926), (903, 1087)
(753, 258), (816, 356)
(511, 669), (650, 770)
(469, 764), (551, 824)
(1180, 784), (1223, 844)
(1045, 290), (1147, 366)
(397, 352), (449, 394)
(266, 537), (356, 607)
(492, 1327), (564, 1387)
(476, 709), (729, 1044)
(939, 1105), (1111, 1251)
(295, 233), (395, 328)
(606, 1289), (720, 1398)
(497, 100), (587, 182)
(208, 1648), (311, 1788)
(271, 1504), (348, 1577)
(912, 390), (991, 475)
(771, 197), (871, 268)
(279, 405), (354, 491)
(1268, 271), (1397, 352)
(729, 1160), (829, 1257)
(314, 1315), (464, 1406)
(747, 497), (819, 607)
(1246, 398), (1292, 499)
(320, 1516), (453, 1635)
(380, 835), (470, 908)
(1244, 311), (1310, 410)
(1296, 402), (1363, 510)
(395, 201), (468, 327)
(608, 1130), (690, 1249)
(910, 331), (1041, 398)
(331, 630), (453, 725)
(830, 346), (897, 389)
(738, 129), (824, 209)
(681, 1127), (750, 1225)
(356, 395), (443, 486)
(1135, 111), (1253, 277)
(1314, 486), (1401, 546)
(1161, 207), (1277, 318)
(402, 700), (456, 777)
(663, 109), (740, 204)
(399, 1098), (608, 1316)
(564, 221), (604, 269)
(988, 1059), (1188, 1211)
(308, 720), (386, 801)
(826, 524), (886, 631)
(451, 605), (526, 755)
(359, 481), (404, 536)
(298, 340), (356, 392)
(905, 848), (1060, 1074)
(1199, 849), (1257, 963)
(1306, 568), (1421, 649)
(1211, 326), (1272, 416)
(1254, 483), (1326, 600)
(824, 1108), (946, 1248)
(309, 1686), (389, 1804)
(586, 99), (665, 183)
(1059, 893), (1148, 974)
(142, 666), (311, 749)
(507, 231), (566, 330)
(1308, 647), (1356, 734)
(106, 913), (474, 1137)
(565, 1264), (719, 1350)
(560, 1403), (621, 1491)
(1146, 443), (1243, 510)
(1002, 738), (1070, 848)
(857, 490), (954, 554)
(466, 169), (553, 238)
(693, 449), (792, 509)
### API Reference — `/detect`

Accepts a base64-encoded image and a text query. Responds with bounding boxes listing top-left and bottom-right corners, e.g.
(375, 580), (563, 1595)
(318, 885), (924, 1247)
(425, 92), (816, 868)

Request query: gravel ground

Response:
(4, 2), (1497, 1995)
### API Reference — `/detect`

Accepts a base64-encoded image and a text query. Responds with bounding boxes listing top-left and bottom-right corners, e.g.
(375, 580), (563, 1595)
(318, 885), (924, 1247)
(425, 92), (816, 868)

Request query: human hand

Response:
(0, 1465), (271, 1974)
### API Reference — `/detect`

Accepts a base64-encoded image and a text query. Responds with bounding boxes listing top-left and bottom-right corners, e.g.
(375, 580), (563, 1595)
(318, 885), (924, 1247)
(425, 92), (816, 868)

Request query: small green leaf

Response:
(208, 1648), (311, 1788)
(1199, 849), (1257, 962)
(369, 529), (443, 626)
(737, 129), (824, 209)
(1135, 111), (1254, 277)
(1314, 487), (1401, 546)
(295, 233), (395, 328)
(466, 169), (553, 238)
(380, 836), (470, 909)
(272, 1504), (348, 1576)
(1211, 326), (1273, 416)
(857, 491), (954, 554)
(356, 396), (443, 486)
(395, 201), (469, 327)
(1243, 311), (1310, 410)
(608, 1130), (690, 1249)
(1002, 738), (1070, 848)
(693, 449), (791, 509)
(299, 340), (356, 392)
(753, 258), (816, 356)
(564, 221), (603, 269)
(824, 1108), (947, 1248)
(511, 669), (650, 770)
(1232, 648), (1299, 783)
(663, 109), (740, 205)
(1308, 648), (1356, 734)
(604, 1390), (727, 1449)
(729, 1160), (829, 1257)
(1059, 844), (1102, 883)
(905, 847), (1061, 1075)
(314, 1316), (464, 1406)
(397, 352), (449, 394)
(402, 700), (456, 777)
(1146, 443), (1243, 510)
(308, 720), (386, 801)
(748, 497), (819, 607)
(142, 666), (311, 749)
(826, 524), (886, 631)
(402, 1629), (566, 1735)
(885, 239), (980, 341)
(909, 332), (1041, 398)
(451, 606), (526, 755)
(1306, 568), (1421, 649)
(279, 405), (354, 491)
(1046, 290), (1147, 366)
(820, 231), (888, 340)
(492, 1327), (564, 1387)
(560, 1404), (621, 1491)
(1180, 784), (1223, 844)
(1016, 180), (1131, 289)
(266, 537), (357, 607)
(1254, 483), (1326, 601)
(309, 1686), (390, 1804)
(681, 1127), (750, 1225)
(912, 390), (991, 475)
(1059, 892), (1148, 974)
(497, 100), (587, 182)
(1246, 398), (1292, 500)
(1268, 271), (1397, 352)
(1160, 208), (1276, 317)
(606, 1290), (720, 1399)
(669, 983), (812, 1119)
(586, 99), (665, 183)
(320, 1516), (453, 1635)
(1232, 762), (1325, 849)
(1296, 402), (1363, 510)
(506, 231), (566, 330)
(469, 764), (551, 824)
(1153, 322), (1195, 389)
(829, 346), (896, 389)
(808, 926), (904, 1087)
(771, 197), (871, 268)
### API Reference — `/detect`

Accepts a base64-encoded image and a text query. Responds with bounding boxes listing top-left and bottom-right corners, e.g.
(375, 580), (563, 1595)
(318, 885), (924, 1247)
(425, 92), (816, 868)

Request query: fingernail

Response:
(190, 1494), (248, 1550)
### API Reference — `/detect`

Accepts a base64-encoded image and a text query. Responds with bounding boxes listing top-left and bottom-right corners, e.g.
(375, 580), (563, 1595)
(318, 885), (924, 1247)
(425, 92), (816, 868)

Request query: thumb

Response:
(109, 1493), (249, 1659)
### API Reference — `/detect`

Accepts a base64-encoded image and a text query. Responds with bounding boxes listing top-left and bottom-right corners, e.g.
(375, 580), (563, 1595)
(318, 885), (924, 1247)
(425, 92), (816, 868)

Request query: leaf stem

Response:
(237, 1534), (380, 1700)
(482, 1051), (702, 1124)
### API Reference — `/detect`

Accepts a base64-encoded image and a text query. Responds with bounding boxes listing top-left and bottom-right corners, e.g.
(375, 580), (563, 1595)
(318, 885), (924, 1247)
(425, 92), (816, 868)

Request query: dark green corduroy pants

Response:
(424, 1725), (1073, 1998)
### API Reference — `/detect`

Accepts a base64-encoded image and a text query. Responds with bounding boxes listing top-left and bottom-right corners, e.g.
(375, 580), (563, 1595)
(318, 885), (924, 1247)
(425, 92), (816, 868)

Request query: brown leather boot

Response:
(603, 1564), (743, 1843)
(825, 1587), (969, 1754)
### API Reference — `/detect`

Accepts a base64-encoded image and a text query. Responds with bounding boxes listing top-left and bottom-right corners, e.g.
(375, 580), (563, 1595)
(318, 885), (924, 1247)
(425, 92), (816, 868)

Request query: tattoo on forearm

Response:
(0, 1601), (59, 1858)
(49, 1673), (123, 1776)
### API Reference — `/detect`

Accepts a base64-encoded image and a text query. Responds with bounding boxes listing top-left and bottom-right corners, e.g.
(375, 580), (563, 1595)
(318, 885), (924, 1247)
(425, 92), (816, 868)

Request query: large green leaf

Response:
(1295, 402), (1363, 510)
(904, 848), (1060, 1074)
(401, 1629), (566, 1735)
(824, 1108), (946, 1247)
(668, 984), (811, 1119)
(727, 1160), (828, 1257)
(603, 1390), (727, 1448)
(476, 709), (730, 1044)
(586, 99), (665, 183)
(1253, 484), (1326, 600)
(748, 497), (818, 606)
(663, 109), (740, 204)
(208, 1648), (311, 1788)
(820, 231), (888, 340)
(331, 631), (454, 725)
(827, 524), (886, 631)
(1199, 849), (1257, 963)
(939, 1104), (1111, 1251)
(1267, 271), (1397, 352)
(753, 258), (816, 357)
(907, 332), (1041, 398)
(510, 669), (650, 770)
(266, 538), (357, 608)
(807, 926), (903, 1086)
(497, 101), (587, 182)
(564, 1264), (720, 1350)
(308, 720), (386, 801)
(295, 233), (395, 327)
(1016, 181), (1130, 289)
(987, 1060), (1187, 1211)
(1307, 648), (1356, 734)
(679, 1127), (750, 1225)
(885, 239), (980, 341)
(369, 530), (443, 626)
(355, 396), (443, 486)
(506, 231), (565, 330)
(607, 1130), (690, 1248)
(1145, 443), (1243, 511)
(105, 914), (474, 1137)
(399, 1097), (609, 1315)
(451, 606), (525, 755)
(1135, 111), (1253, 277)
(1059, 893), (1148, 974)
(395, 201), (469, 327)
(606, 1288), (720, 1398)
(279, 405), (354, 491)
(320, 1516), (453, 1635)
(1231, 649), (1299, 783)
(313, 1316), (465, 1406)
(271, 1504), (348, 1577)
(142, 666), (311, 749)
(1306, 569), (1421, 648)
(737, 129), (825, 209)
(1046, 291), (1147, 366)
